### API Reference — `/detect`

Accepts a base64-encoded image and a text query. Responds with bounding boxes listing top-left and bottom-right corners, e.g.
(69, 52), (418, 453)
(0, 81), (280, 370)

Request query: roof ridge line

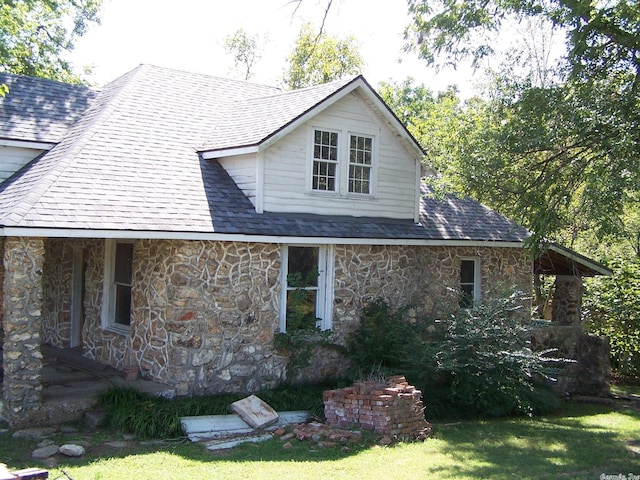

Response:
(3, 66), (147, 225)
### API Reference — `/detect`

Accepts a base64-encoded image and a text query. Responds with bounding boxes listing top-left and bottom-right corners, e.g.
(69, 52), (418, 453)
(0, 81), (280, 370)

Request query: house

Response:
(0, 65), (610, 427)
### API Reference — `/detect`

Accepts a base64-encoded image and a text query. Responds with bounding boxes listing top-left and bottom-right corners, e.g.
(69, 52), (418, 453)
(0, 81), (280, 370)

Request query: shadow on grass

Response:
(426, 403), (640, 479)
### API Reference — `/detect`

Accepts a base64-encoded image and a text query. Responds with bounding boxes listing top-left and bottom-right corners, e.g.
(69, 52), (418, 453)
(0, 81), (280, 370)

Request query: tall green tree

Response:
(403, 0), (640, 245)
(0, 0), (102, 84)
(282, 22), (363, 89)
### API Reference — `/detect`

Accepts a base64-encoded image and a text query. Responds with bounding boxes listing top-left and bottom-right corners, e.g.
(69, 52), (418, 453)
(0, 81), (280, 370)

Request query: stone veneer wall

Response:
(0, 237), (4, 347)
(2, 237), (45, 427)
(332, 244), (532, 341)
(38, 238), (532, 397)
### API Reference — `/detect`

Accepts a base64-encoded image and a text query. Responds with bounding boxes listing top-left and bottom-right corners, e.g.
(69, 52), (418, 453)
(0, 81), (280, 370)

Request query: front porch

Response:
(1, 345), (175, 426)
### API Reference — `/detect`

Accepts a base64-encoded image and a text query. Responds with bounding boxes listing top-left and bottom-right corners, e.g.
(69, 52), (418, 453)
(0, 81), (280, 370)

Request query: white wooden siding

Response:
(0, 146), (44, 183)
(261, 93), (418, 219)
(217, 153), (258, 206)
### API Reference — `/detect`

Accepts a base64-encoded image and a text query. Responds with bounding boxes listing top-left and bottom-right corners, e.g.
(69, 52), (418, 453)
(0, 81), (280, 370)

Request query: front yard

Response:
(1, 402), (638, 480)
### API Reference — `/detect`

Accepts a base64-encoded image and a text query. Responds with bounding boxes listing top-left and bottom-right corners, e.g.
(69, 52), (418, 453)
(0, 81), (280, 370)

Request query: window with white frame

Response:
(310, 128), (375, 196)
(102, 239), (134, 333)
(312, 130), (339, 192)
(280, 245), (334, 332)
(348, 134), (373, 194)
(460, 258), (480, 308)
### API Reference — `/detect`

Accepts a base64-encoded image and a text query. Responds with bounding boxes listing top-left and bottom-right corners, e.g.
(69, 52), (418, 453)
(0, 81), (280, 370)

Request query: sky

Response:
(68, 0), (477, 95)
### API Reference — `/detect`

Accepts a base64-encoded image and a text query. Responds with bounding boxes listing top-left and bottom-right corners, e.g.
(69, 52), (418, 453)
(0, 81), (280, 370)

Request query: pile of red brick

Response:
(322, 375), (431, 441)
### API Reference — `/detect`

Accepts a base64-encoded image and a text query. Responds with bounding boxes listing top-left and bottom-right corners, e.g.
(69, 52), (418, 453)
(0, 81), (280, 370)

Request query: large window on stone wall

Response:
(280, 245), (334, 332)
(460, 258), (480, 308)
(102, 239), (134, 334)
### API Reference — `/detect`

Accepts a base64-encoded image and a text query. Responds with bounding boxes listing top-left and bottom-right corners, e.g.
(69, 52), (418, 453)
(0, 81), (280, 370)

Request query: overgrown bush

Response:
(437, 292), (560, 417)
(346, 295), (560, 420)
(346, 299), (439, 383)
(583, 257), (640, 383)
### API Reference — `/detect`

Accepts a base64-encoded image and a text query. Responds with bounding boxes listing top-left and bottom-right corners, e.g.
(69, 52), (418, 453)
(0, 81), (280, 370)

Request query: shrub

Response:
(346, 299), (438, 382)
(583, 257), (640, 383)
(436, 292), (560, 417)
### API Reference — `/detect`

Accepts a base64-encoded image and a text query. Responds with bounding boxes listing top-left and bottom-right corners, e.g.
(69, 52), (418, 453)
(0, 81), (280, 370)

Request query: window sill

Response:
(307, 190), (376, 201)
(104, 324), (130, 336)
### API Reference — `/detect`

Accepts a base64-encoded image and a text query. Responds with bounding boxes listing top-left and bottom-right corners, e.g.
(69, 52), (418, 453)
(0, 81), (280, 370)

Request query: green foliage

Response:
(274, 327), (346, 376)
(402, 0), (640, 247)
(347, 299), (436, 377)
(583, 257), (640, 382)
(0, 0), (102, 83)
(437, 293), (561, 417)
(405, 0), (640, 89)
(282, 22), (363, 90)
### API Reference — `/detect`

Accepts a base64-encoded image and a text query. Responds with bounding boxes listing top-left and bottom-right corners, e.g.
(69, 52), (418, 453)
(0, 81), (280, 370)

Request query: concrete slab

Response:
(181, 410), (310, 442)
(230, 395), (279, 429)
(203, 434), (273, 451)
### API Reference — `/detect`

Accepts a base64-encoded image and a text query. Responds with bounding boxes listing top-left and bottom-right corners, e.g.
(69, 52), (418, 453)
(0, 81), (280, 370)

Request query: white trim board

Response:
(0, 226), (525, 248)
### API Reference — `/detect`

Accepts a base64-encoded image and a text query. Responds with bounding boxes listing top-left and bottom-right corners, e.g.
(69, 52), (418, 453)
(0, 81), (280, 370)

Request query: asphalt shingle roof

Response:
(0, 73), (96, 144)
(0, 65), (529, 243)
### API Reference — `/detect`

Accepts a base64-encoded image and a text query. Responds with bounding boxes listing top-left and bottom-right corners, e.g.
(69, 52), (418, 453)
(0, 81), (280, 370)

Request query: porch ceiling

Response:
(534, 244), (613, 277)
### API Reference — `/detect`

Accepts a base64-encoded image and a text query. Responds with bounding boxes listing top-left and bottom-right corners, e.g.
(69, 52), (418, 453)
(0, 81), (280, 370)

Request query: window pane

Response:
(288, 246), (318, 287)
(115, 284), (132, 326)
(312, 160), (336, 191)
(114, 243), (133, 285)
(286, 289), (318, 331)
(460, 260), (475, 284)
(460, 285), (474, 309)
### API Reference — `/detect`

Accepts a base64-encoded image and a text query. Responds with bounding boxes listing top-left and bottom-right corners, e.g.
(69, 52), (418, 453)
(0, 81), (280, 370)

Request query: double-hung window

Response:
(280, 245), (334, 333)
(460, 258), (480, 308)
(348, 134), (373, 194)
(310, 128), (374, 196)
(312, 130), (339, 192)
(102, 239), (134, 333)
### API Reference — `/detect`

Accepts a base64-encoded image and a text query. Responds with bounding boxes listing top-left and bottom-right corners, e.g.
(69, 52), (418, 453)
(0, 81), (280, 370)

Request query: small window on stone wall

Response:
(102, 239), (134, 334)
(460, 258), (480, 308)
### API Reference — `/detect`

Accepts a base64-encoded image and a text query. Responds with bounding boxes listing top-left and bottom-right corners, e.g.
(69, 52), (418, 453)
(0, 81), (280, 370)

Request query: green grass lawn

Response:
(2, 402), (639, 480)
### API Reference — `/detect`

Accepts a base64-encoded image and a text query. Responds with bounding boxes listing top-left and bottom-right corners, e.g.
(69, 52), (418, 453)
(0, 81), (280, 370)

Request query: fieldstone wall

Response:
(332, 244), (532, 341)
(0, 237), (4, 348)
(530, 324), (611, 396)
(552, 275), (583, 325)
(35, 238), (532, 398)
(2, 237), (45, 428)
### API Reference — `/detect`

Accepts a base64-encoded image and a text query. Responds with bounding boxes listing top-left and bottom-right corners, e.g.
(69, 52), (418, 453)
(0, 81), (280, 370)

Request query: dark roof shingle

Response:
(0, 65), (529, 244)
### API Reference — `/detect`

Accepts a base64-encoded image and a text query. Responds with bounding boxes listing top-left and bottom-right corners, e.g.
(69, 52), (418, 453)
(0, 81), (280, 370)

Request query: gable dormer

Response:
(200, 76), (425, 223)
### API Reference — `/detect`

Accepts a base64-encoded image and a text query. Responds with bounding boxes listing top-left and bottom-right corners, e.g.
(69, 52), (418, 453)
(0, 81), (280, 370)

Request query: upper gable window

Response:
(310, 128), (375, 196)
(348, 134), (373, 194)
(312, 130), (339, 192)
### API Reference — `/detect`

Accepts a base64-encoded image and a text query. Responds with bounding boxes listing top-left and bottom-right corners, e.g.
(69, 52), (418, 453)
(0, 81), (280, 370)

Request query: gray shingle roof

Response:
(0, 65), (529, 243)
(0, 73), (96, 144)
(199, 76), (357, 151)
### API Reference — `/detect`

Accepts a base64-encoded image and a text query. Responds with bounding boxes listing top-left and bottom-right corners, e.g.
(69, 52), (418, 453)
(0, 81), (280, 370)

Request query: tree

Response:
(224, 28), (263, 81)
(402, 0), (640, 245)
(0, 0), (102, 84)
(404, 0), (640, 90)
(282, 22), (363, 89)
